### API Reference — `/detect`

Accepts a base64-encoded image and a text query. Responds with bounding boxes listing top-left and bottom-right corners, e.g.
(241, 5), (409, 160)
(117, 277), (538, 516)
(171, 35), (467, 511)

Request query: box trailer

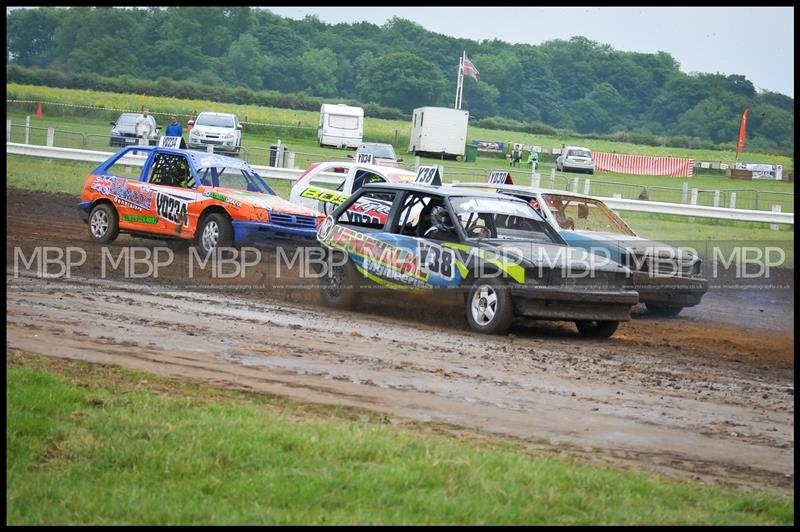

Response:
(318, 104), (364, 149)
(409, 107), (469, 159)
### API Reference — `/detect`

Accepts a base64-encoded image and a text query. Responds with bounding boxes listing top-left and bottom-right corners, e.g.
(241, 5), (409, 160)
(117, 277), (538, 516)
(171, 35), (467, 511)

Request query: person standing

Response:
(165, 114), (183, 137)
(527, 150), (539, 170)
(134, 107), (157, 145)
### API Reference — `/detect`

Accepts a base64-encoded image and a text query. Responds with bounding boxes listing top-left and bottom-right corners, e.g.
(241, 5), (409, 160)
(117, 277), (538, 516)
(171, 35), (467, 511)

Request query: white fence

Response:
(6, 142), (794, 225)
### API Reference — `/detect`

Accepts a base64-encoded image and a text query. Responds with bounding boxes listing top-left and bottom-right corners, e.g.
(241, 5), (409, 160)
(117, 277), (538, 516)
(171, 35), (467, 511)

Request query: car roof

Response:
(119, 146), (253, 171)
(565, 146), (592, 151)
(361, 182), (531, 200)
(454, 182), (597, 201)
(307, 161), (413, 179)
(196, 111), (237, 118)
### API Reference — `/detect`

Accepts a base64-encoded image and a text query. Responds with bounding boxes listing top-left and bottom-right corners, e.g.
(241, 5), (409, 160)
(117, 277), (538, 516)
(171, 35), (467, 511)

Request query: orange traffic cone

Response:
(36, 101), (43, 118)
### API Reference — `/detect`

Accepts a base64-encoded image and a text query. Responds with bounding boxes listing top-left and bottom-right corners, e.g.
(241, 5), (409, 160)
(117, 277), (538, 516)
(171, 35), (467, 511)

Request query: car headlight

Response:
(223, 133), (234, 140)
(190, 130), (201, 138)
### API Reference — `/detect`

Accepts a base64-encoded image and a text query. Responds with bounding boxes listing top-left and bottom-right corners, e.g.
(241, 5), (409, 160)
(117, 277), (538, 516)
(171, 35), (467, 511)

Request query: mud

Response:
(5, 188), (795, 494)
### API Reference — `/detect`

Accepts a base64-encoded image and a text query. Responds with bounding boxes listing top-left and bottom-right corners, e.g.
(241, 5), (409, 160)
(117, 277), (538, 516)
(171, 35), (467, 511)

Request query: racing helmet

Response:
(430, 205), (454, 231)
(175, 159), (190, 187)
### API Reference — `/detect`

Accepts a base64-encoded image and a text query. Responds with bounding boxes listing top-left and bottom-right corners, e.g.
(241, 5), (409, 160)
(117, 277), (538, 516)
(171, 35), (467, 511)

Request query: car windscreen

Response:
(196, 115), (235, 128)
(362, 145), (396, 159)
(116, 114), (139, 126)
(542, 194), (635, 236)
(568, 149), (591, 158)
(449, 196), (558, 244)
(198, 167), (275, 195)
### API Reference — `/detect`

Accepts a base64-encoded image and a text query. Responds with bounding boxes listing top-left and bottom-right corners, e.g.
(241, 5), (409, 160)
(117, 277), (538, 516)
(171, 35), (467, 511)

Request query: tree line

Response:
(6, 7), (794, 153)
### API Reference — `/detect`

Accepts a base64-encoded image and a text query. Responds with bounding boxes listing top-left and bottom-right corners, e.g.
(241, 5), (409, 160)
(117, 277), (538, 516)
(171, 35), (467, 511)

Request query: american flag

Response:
(462, 56), (479, 80)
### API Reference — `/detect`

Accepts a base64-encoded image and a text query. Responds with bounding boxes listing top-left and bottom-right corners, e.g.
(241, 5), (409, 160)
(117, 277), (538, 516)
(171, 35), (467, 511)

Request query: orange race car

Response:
(78, 146), (324, 253)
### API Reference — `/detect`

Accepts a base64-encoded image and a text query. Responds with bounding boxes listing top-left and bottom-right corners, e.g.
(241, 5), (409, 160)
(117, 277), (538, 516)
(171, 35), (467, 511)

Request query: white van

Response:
(318, 104), (363, 149)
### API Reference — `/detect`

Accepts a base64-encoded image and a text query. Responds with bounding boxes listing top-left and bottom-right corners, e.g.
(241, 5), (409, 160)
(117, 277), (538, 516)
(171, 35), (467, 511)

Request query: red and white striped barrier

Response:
(594, 152), (694, 177)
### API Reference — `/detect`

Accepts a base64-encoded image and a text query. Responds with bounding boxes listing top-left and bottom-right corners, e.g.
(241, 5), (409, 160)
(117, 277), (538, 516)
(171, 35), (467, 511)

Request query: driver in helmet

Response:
(423, 205), (458, 242)
(173, 159), (192, 188)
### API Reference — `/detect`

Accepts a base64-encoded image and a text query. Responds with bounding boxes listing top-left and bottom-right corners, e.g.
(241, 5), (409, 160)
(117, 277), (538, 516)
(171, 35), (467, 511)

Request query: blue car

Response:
(456, 182), (708, 316)
(316, 182), (640, 338)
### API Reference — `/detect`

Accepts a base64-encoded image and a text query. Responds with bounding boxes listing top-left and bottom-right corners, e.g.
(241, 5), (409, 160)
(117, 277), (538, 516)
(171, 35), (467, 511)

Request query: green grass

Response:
(6, 352), (793, 525)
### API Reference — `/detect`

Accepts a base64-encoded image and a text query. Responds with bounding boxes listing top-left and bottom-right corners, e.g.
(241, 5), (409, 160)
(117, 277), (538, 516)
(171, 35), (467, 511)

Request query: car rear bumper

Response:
(77, 201), (92, 223)
(563, 162), (594, 171)
(511, 286), (639, 321)
(232, 221), (319, 244)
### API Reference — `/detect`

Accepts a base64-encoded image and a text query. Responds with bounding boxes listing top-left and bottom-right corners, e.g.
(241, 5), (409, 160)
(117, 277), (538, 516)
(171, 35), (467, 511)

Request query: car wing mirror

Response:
(110, 121), (116, 126)
(236, 124), (242, 130)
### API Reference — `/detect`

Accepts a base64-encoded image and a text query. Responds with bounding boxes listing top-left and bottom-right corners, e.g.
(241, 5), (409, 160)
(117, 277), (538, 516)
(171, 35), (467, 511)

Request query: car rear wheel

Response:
(196, 213), (233, 254)
(575, 320), (620, 338)
(465, 277), (514, 335)
(645, 304), (683, 317)
(88, 203), (119, 244)
(319, 255), (361, 309)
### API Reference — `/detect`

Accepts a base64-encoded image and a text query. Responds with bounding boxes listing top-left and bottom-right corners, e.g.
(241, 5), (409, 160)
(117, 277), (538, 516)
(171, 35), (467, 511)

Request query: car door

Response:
(141, 151), (199, 237)
(385, 192), (462, 289)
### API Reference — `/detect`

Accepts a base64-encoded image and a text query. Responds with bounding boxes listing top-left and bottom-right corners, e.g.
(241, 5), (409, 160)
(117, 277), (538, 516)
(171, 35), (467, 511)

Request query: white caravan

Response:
(318, 104), (364, 149)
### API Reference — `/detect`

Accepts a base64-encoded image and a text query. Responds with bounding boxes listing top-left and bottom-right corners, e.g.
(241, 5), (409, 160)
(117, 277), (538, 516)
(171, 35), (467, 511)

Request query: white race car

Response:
(290, 161), (416, 216)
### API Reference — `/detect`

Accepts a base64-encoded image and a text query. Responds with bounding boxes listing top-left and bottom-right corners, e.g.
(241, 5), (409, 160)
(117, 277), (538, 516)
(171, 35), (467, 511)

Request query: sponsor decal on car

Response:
(156, 192), (189, 227)
(93, 176), (154, 211)
(202, 190), (242, 208)
(122, 214), (158, 224)
(300, 186), (349, 206)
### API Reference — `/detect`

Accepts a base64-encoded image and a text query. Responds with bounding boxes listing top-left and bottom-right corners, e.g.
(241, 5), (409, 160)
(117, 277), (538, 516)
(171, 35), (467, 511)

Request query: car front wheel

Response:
(465, 277), (514, 334)
(319, 255), (361, 309)
(196, 213), (233, 254)
(575, 320), (620, 338)
(88, 203), (119, 244)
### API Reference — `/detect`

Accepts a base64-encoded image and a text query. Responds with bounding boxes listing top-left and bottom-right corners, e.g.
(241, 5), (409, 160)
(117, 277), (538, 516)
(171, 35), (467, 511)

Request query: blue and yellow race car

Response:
(316, 182), (640, 338)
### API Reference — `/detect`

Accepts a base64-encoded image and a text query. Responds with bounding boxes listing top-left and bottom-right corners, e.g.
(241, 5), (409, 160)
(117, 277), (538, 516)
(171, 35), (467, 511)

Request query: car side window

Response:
(337, 191), (395, 231)
(395, 194), (459, 242)
(352, 170), (386, 191)
(103, 150), (147, 180)
(148, 153), (194, 188)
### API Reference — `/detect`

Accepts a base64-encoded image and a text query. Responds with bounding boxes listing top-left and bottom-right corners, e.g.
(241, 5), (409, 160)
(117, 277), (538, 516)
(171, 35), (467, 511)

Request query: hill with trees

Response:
(6, 6), (794, 153)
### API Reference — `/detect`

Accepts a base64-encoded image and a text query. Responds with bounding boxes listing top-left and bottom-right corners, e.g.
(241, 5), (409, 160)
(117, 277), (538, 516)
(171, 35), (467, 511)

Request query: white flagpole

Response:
(459, 50), (465, 109)
(455, 53), (463, 109)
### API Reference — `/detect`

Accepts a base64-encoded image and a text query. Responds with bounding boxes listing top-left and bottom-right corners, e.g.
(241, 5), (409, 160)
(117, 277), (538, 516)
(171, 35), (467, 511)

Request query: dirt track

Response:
(6, 189), (795, 493)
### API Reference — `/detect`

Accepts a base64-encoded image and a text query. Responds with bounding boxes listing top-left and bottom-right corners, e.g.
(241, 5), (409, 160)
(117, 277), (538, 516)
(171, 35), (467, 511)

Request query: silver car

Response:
(350, 142), (402, 167)
(556, 146), (595, 174)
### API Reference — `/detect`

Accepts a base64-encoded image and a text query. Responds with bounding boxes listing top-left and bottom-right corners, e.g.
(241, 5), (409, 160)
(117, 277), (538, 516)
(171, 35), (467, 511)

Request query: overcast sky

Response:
(268, 6), (794, 97)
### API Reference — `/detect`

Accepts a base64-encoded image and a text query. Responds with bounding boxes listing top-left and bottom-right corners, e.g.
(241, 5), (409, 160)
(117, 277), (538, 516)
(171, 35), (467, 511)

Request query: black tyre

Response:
(319, 255), (361, 309)
(645, 304), (683, 317)
(88, 203), (119, 244)
(465, 277), (514, 335)
(196, 212), (233, 254)
(575, 320), (620, 338)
